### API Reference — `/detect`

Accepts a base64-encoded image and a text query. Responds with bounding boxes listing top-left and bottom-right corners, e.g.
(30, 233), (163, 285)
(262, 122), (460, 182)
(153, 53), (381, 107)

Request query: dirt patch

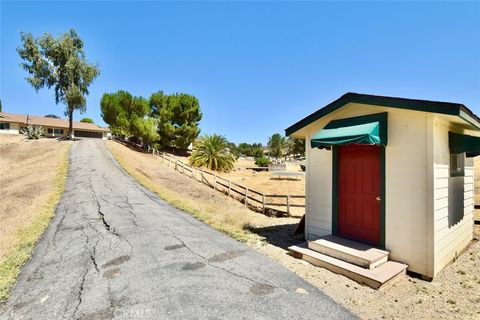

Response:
(102, 255), (130, 268)
(181, 262), (206, 271)
(249, 283), (275, 295)
(208, 250), (244, 263)
(0, 134), (70, 263)
(164, 244), (185, 251)
(103, 268), (121, 279)
(108, 140), (480, 320)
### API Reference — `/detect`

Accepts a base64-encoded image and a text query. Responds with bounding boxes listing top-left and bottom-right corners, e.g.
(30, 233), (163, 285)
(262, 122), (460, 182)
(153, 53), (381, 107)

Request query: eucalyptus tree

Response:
(17, 29), (99, 137)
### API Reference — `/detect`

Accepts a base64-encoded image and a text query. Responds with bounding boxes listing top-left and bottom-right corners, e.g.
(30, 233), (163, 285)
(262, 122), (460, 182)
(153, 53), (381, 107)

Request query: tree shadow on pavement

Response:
(245, 223), (304, 250)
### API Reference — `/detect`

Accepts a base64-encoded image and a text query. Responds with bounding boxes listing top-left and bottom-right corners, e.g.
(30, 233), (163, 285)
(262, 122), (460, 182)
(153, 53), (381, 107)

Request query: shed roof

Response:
(0, 112), (110, 132)
(286, 93), (480, 136)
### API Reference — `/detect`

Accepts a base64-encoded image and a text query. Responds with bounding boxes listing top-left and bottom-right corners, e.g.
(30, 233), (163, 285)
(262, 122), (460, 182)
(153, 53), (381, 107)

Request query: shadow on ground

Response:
(245, 223), (304, 250)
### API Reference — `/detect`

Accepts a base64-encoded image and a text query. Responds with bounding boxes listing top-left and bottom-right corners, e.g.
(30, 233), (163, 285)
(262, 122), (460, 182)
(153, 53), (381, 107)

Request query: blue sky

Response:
(1, 1), (479, 144)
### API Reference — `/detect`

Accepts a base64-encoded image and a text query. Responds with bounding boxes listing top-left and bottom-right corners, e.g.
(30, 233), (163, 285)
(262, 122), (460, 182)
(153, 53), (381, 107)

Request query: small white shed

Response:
(287, 93), (480, 279)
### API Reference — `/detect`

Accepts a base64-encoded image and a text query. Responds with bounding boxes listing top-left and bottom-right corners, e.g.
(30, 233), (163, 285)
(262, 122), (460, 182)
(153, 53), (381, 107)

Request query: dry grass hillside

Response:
(163, 154), (306, 216)
(168, 154), (305, 196)
(0, 134), (70, 300)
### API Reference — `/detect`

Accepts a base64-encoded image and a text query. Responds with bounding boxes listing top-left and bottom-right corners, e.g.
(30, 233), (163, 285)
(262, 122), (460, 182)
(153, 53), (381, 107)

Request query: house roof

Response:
(0, 112), (110, 132)
(285, 92), (480, 136)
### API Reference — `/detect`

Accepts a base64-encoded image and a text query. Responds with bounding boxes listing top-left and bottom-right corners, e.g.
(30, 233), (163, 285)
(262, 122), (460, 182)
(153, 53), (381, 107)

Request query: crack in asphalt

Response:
(90, 240), (100, 273)
(96, 200), (114, 233)
(101, 157), (279, 289)
(0, 139), (355, 320)
(72, 267), (88, 318)
(151, 223), (277, 289)
(52, 208), (68, 245)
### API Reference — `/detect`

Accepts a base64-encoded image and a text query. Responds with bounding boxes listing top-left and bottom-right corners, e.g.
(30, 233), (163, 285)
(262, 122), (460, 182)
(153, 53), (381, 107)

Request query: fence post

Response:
(245, 188), (248, 207)
(201, 169), (204, 183)
(175, 160), (178, 171)
(182, 162), (185, 174)
(287, 195), (291, 216)
(213, 174), (217, 190)
(262, 194), (266, 214)
(228, 180), (232, 196)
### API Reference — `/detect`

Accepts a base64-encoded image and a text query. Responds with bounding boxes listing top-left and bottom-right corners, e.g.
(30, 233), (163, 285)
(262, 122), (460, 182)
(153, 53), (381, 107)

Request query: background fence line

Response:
(151, 149), (305, 217)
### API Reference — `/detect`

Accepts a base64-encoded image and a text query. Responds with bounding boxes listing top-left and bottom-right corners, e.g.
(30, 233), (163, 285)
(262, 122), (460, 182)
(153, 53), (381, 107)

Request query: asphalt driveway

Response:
(1, 139), (355, 320)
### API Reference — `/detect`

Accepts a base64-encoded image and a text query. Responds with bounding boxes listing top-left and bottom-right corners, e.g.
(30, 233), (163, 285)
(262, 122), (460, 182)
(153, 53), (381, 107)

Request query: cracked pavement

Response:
(0, 139), (355, 320)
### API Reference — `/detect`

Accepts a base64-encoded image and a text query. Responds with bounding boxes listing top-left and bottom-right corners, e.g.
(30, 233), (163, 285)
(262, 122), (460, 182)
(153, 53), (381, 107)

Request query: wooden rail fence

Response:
(151, 149), (305, 217)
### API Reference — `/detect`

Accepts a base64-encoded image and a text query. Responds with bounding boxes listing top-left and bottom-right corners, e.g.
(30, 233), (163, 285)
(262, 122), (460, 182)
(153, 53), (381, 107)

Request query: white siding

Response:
(0, 122), (20, 134)
(304, 103), (430, 275)
(306, 145), (332, 238)
(432, 116), (475, 276)
(384, 109), (429, 275)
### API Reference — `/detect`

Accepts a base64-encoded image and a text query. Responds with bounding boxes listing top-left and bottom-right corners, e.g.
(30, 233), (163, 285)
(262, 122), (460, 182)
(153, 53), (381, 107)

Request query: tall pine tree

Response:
(150, 91), (202, 149)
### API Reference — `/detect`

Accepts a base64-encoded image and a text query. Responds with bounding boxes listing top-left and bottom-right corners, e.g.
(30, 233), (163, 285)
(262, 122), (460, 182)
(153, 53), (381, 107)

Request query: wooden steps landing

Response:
(308, 235), (389, 269)
(289, 236), (407, 289)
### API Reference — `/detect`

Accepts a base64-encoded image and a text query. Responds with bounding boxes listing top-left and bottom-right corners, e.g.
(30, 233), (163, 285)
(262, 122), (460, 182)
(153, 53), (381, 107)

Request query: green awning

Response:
(449, 132), (480, 157)
(310, 112), (388, 149)
(311, 122), (381, 148)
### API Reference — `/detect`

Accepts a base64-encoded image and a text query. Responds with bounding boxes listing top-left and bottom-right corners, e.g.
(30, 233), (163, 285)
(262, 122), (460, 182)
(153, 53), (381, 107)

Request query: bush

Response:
(255, 156), (270, 167)
(80, 117), (94, 123)
(21, 125), (44, 139)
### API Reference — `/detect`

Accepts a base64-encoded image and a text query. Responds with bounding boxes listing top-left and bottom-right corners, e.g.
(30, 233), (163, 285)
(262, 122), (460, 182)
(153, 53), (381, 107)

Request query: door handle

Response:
(376, 196), (382, 201)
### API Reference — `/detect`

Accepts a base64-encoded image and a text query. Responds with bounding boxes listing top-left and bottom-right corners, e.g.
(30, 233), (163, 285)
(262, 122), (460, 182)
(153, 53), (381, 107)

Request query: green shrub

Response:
(21, 125), (44, 139)
(80, 117), (94, 123)
(255, 156), (270, 167)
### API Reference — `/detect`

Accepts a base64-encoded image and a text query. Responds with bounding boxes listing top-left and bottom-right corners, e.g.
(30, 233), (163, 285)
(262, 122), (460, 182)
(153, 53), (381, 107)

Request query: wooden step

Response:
(289, 243), (407, 289)
(308, 235), (389, 269)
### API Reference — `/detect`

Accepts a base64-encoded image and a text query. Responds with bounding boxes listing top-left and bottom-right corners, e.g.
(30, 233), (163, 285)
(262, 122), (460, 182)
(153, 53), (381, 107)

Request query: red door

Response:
(338, 144), (381, 245)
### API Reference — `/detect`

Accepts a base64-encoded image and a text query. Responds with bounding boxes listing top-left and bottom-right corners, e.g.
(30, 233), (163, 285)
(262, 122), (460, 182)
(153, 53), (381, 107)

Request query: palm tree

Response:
(189, 134), (235, 172)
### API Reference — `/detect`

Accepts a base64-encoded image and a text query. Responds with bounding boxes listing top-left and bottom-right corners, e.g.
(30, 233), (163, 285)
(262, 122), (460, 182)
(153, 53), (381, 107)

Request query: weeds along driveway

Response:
(0, 139), (354, 320)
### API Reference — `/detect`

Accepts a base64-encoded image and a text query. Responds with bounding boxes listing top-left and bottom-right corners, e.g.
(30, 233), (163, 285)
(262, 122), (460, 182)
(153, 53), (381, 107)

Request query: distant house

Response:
(0, 112), (110, 139)
(286, 93), (480, 284)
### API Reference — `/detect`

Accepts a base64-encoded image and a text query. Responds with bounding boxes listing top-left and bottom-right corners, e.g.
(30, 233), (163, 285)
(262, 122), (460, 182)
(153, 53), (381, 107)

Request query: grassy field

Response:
(0, 134), (70, 301)
(109, 141), (480, 320)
